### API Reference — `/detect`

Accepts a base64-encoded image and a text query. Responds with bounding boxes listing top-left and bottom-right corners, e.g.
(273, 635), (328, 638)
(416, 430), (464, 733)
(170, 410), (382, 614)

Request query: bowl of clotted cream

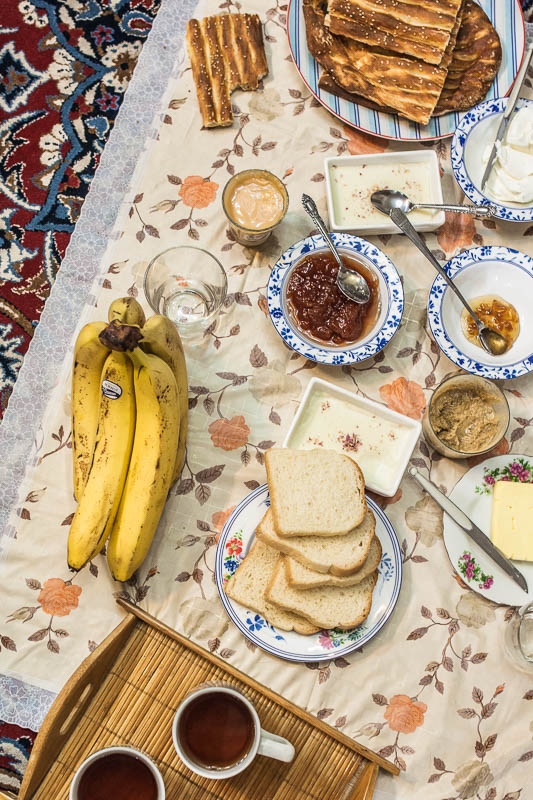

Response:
(451, 98), (533, 221)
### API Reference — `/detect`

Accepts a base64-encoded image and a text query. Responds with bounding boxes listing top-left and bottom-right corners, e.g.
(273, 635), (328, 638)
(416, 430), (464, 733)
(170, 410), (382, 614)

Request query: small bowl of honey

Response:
(427, 245), (533, 380)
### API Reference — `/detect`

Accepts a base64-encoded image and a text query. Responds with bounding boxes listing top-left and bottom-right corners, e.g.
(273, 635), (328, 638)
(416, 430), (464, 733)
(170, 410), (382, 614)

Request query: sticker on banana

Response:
(71, 298), (145, 501)
(68, 351), (136, 569)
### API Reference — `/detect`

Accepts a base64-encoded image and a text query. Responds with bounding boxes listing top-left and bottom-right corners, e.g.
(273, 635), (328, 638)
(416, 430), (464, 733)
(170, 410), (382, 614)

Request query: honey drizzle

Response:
(461, 294), (520, 351)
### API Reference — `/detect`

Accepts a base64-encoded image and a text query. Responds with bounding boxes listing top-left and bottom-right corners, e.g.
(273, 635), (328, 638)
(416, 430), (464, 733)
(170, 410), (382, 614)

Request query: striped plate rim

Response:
(286, 0), (525, 141)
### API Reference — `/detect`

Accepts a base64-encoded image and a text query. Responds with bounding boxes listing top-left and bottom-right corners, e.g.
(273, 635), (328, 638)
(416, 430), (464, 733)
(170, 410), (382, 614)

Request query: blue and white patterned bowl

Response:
(427, 245), (533, 380)
(267, 233), (403, 365)
(451, 97), (533, 222)
(215, 484), (402, 663)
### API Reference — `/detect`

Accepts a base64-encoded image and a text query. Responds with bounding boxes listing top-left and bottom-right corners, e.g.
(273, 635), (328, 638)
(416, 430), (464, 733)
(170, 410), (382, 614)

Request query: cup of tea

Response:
(172, 683), (295, 779)
(69, 745), (165, 800)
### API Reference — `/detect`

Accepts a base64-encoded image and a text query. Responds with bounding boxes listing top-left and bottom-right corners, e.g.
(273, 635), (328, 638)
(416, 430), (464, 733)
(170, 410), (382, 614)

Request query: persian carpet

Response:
(0, 0), (161, 420)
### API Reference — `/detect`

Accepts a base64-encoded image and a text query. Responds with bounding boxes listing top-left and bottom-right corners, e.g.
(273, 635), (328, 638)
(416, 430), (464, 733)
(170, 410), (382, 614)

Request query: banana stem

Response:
(99, 320), (143, 352)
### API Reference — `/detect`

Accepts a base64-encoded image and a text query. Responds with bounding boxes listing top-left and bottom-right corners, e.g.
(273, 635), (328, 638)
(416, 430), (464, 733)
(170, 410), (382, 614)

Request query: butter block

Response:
(490, 480), (533, 562)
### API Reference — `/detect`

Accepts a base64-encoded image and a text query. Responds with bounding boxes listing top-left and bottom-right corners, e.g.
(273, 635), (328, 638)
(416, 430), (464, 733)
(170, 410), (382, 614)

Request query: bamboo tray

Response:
(13, 599), (398, 800)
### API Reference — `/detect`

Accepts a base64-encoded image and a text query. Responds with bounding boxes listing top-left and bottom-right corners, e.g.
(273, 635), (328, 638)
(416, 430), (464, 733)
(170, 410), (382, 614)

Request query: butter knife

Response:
(481, 45), (533, 192)
(408, 467), (528, 593)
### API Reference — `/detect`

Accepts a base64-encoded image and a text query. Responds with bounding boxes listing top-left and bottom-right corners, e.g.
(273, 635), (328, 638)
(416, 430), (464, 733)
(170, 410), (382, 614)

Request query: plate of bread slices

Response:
(216, 449), (402, 662)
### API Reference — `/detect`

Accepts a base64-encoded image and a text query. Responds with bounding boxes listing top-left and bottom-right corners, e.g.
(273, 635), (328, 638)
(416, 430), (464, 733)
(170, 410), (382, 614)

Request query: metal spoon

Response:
(371, 203), (508, 357)
(371, 189), (493, 218)
(301, 194), (370, 304)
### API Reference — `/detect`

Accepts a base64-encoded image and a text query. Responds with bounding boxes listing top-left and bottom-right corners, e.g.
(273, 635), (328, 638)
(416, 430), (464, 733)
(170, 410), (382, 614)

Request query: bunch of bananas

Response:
(68, 297), (188, 581)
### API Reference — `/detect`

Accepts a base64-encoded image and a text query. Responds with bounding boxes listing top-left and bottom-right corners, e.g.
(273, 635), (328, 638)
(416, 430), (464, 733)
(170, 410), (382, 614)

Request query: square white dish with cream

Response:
(325, 150), (445, 235)
(283, 377), (421, 497)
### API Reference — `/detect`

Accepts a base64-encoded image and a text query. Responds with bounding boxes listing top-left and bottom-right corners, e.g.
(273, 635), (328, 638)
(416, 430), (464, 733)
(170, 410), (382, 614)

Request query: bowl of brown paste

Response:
(423, 372), (510, 459)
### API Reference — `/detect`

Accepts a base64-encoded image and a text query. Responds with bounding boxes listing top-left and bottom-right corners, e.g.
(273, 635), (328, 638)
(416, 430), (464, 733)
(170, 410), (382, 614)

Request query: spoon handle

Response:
(301, 194), (344, 270)
(413, 202), (492, 217)
(389, 208), (484, 325)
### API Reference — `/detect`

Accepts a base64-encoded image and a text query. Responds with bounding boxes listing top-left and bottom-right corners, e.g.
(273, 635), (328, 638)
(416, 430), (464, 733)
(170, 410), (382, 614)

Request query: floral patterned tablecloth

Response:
(1, 1), (533, 797)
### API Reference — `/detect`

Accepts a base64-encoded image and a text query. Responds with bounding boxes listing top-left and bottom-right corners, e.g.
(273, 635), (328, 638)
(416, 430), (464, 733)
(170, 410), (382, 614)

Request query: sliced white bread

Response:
(265, 448), (366, 537)
(266, 557), (378, 631)
(256, 507), (375, 577)
(224, 540), (319, 635)
(286, 536), (382, 589)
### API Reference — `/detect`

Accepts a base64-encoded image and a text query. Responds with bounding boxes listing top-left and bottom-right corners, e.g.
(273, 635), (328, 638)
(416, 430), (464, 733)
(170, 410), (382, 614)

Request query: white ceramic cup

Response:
(69, 745), (165, 799)
(172, 685), (295, 780)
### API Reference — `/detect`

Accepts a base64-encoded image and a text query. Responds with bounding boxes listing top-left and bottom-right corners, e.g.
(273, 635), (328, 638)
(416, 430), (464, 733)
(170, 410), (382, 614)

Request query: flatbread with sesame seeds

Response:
(303, 0), (448, 125)
(433, 0), (502, 115)
(186, 13), (268, 128)
(325, 0), (464, 66)
(440, 0), (465, 70)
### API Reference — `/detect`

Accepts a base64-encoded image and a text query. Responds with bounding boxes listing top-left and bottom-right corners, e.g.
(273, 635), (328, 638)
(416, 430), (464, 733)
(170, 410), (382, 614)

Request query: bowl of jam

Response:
(267, 233), (403, 365)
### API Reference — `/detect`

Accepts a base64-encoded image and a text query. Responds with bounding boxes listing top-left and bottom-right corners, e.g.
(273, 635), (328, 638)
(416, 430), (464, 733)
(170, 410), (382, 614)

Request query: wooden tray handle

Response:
(18, 613), (136, 800)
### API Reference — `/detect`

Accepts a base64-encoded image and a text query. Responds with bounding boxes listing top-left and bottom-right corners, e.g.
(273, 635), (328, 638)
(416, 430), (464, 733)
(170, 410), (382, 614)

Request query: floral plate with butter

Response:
(283, 377), (421, 497)
(215, 484), (402, 663)
(443, 455), (533, 606)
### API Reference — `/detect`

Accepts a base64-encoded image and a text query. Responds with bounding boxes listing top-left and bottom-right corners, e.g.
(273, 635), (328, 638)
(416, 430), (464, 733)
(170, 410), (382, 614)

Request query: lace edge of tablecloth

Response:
(0, 0), (198, 728)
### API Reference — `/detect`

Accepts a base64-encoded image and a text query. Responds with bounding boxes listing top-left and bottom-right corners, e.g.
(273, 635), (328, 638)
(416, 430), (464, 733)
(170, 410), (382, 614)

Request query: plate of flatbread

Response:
(287, 0), (525, 140)
(215, 481), (402, 663)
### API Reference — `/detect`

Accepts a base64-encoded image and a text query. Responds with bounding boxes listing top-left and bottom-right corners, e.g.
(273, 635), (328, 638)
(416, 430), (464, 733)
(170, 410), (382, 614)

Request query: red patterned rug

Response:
(0, 0), (161, 419)
(0, 0), (161, 791)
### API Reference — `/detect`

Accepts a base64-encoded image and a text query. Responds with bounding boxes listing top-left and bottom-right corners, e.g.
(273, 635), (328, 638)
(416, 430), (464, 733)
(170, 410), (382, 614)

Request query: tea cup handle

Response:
(257, 729), (295, 762)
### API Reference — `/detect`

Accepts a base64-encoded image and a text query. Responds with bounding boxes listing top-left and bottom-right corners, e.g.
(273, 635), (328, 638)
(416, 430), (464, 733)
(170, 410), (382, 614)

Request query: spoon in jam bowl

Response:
(379, 206), (509, 357)
(301, 194), (371, 304)
(371, 189), (493, 218)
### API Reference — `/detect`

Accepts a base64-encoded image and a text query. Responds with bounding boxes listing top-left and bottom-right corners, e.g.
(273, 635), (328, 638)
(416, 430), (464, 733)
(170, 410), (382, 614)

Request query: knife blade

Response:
(481, 45), (533, 192)
(408, 467), (528, 593)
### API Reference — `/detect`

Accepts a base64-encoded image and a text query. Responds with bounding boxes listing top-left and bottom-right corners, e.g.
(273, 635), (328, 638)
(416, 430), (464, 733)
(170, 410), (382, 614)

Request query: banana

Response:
(107, 350), (180, 582)
(71, 322), (110, 501)
(108, 296), (146, 327)
(140, 315), (188, 482)
(68, 351), (136, 570)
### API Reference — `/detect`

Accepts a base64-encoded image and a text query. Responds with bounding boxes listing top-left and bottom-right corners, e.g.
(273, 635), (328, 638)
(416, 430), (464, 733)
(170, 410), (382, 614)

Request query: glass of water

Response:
(504, 602), (533, 674)
(144, 246), (227, 337)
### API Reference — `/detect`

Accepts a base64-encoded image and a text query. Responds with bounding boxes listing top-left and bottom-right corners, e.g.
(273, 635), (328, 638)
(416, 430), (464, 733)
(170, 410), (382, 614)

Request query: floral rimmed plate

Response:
(215, 484), (402, 662)
(267, 233), (403, 366)
(443, 455), (533, 606)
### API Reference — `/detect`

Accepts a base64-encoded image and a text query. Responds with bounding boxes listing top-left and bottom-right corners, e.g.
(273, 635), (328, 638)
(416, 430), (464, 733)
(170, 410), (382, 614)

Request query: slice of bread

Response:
(266, 557), (378, 631)
(286, 536), (382, 589)
(256, 507), (375, 577)
(265, 448), (366, 537)
(224, 540), (319, 635)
